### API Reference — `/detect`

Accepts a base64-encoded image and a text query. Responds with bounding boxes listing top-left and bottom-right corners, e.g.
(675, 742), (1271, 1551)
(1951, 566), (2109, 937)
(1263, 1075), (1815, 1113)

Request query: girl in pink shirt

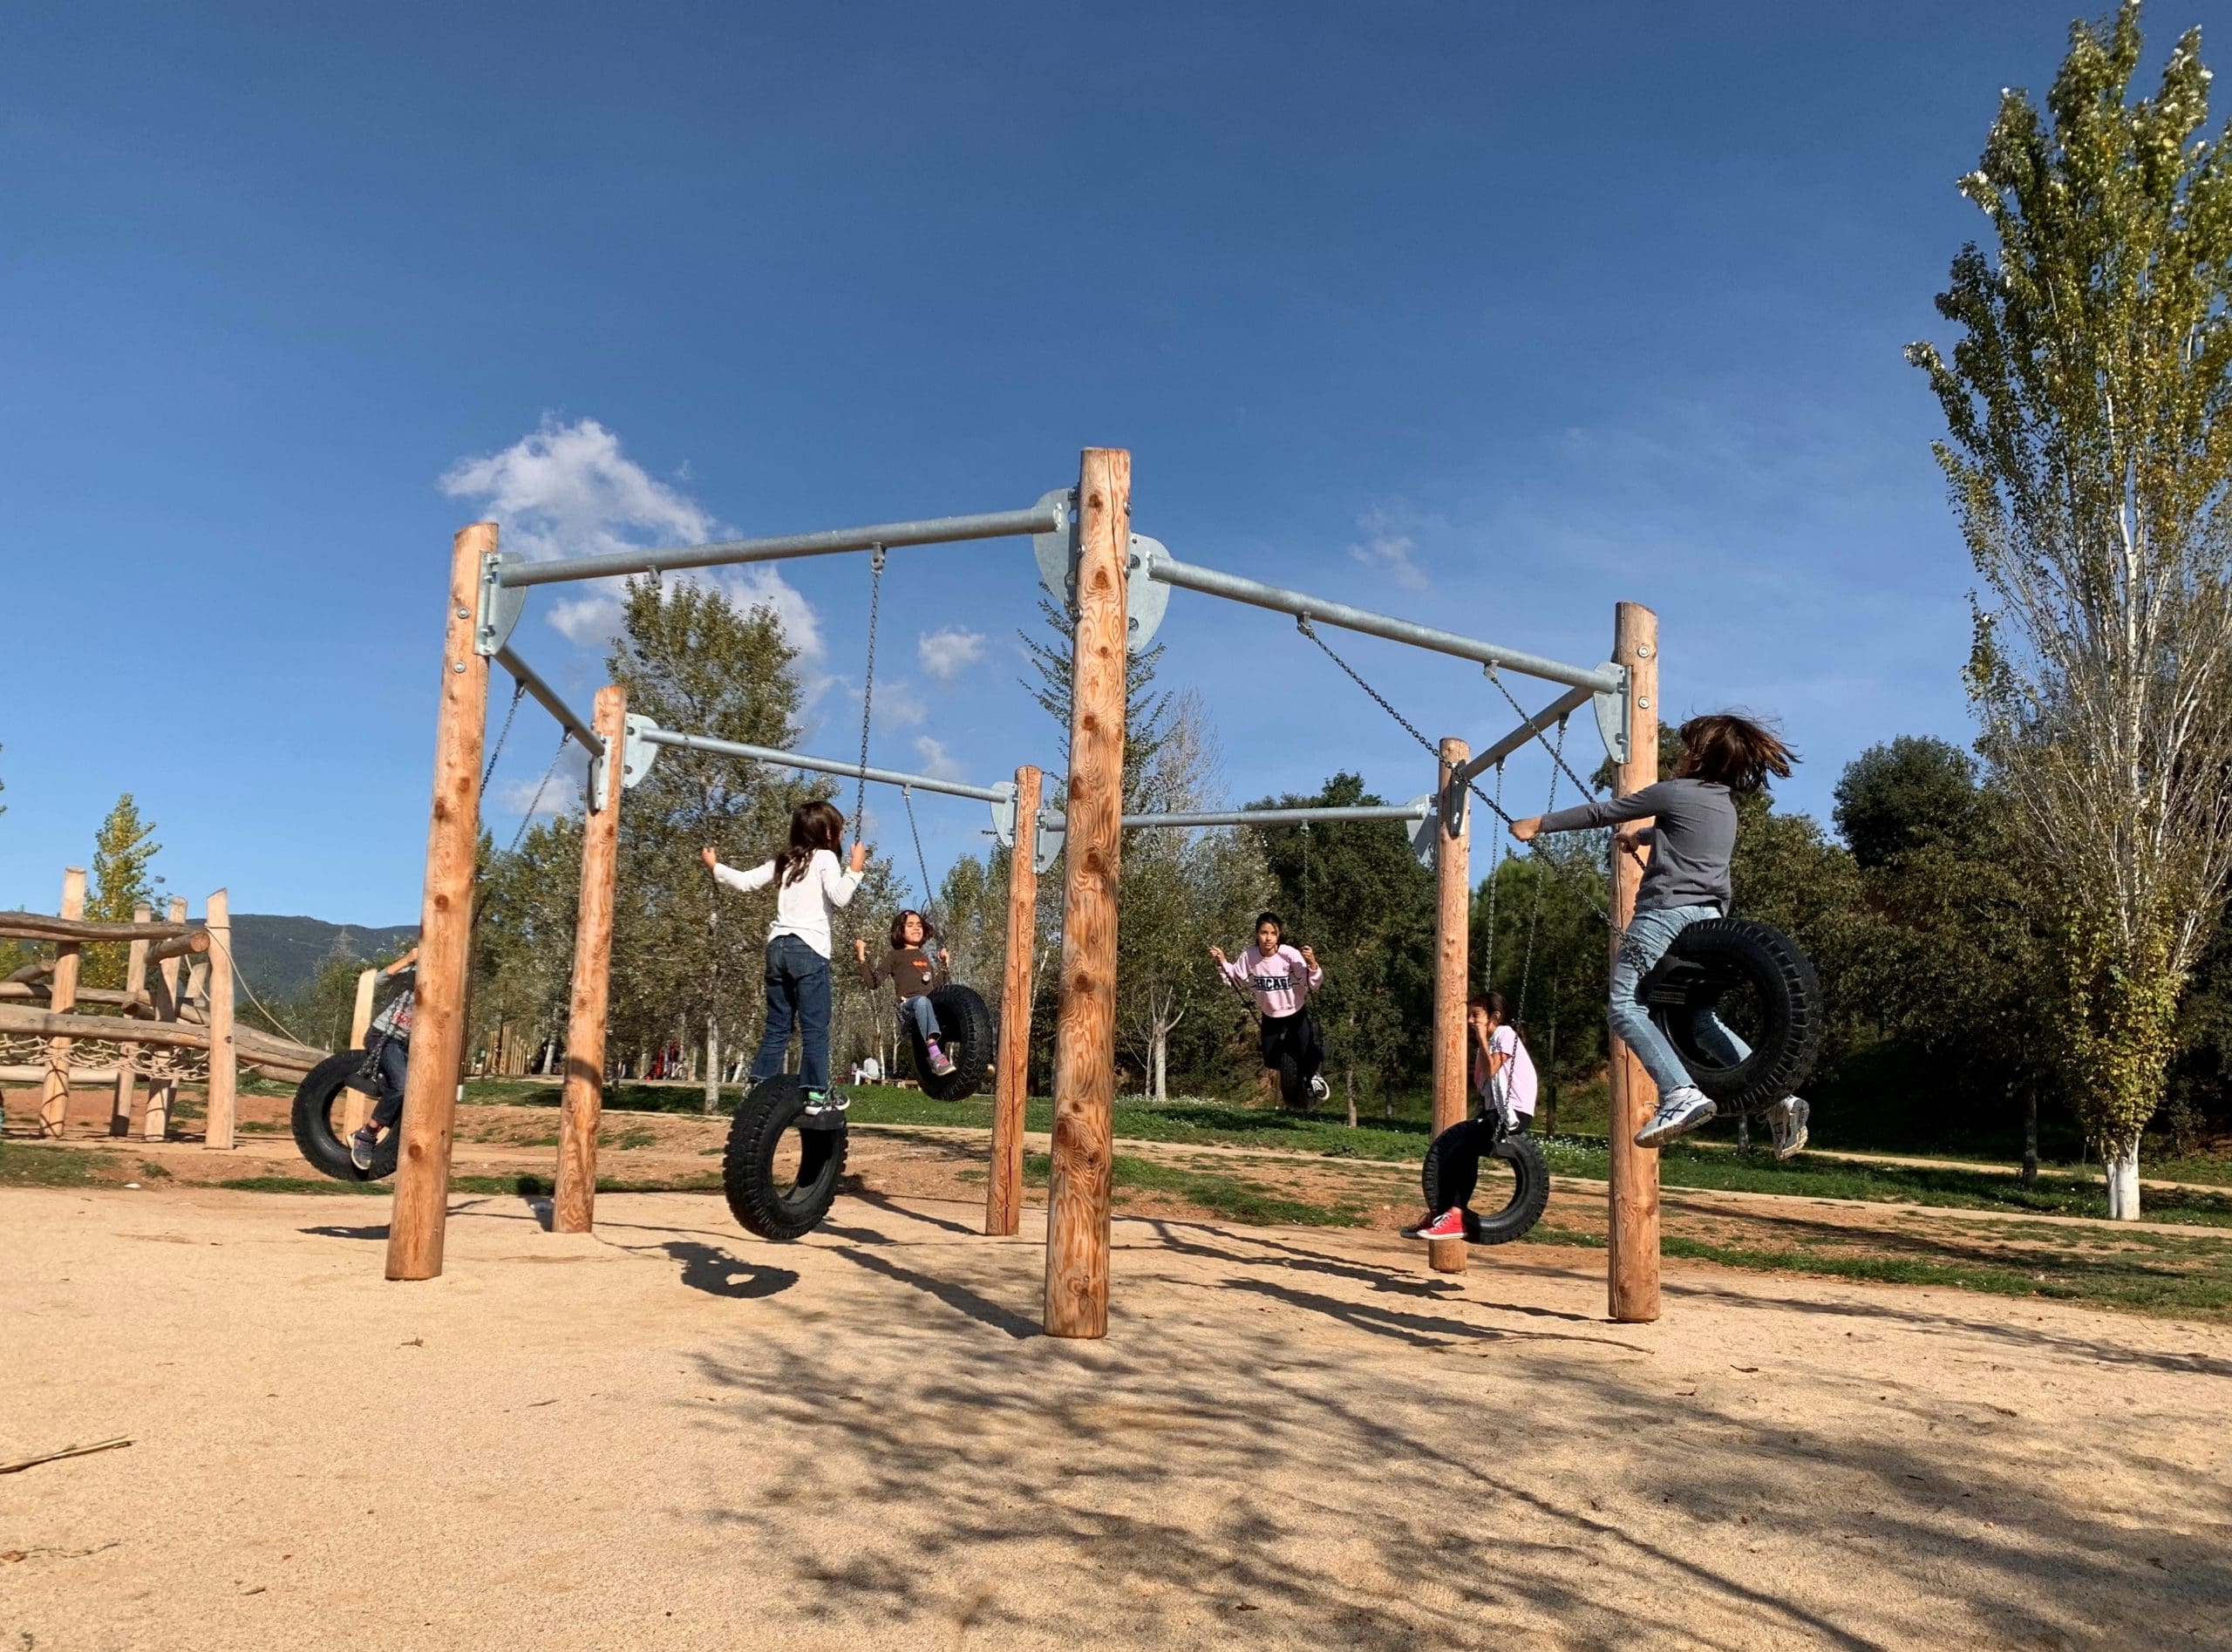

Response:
(1411, 992), (1538, 1243)
(1209, 911), (1328, 1107)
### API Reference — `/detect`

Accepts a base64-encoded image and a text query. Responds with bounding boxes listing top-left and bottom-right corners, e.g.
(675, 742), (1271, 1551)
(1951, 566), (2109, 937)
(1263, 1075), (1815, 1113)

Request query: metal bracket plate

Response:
(1032, 808), (1065, 876)
(1407, 794), (1439, 869)
(475, 551), (527, 658)
(987, 781), (1018, 850)
(620, 714), (662, 795)
(1592, 663), (1631, 769)
(1029, 486), (1168, 655)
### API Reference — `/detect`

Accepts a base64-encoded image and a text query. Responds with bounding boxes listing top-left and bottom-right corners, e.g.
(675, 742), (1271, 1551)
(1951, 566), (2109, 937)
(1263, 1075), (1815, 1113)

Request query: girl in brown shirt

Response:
(854, 908), (955, 1077)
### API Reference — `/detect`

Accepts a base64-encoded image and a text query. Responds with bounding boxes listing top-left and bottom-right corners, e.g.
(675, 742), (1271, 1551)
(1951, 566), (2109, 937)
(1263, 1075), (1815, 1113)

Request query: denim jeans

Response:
(370, 1034), (410, 1132)
(1608, 904), (1752, 1098)
(752, 935), (834, 1091)
(899, 993), (941, 1043)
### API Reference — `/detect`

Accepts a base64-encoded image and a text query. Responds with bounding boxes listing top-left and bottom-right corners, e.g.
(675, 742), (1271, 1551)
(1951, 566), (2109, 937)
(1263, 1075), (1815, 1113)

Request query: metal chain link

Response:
(1484, 663), (1605, 799)
(901, 785), (936, 921)
(1515, 717), (1565, 1030)
(507, 733), (572, 855)
(481, 677), (528, 796)
(853, 545), (886, 844)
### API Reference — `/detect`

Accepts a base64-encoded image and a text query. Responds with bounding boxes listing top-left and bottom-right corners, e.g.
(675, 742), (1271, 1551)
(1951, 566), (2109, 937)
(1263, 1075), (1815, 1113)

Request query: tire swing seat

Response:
(1420, 1115), (1551, 1245)
(906, 982), (995, 1102)
(1637, 917), (1823, 1114)
(290, 1049), (400, 1182)
(723, 1075), (849, 1241)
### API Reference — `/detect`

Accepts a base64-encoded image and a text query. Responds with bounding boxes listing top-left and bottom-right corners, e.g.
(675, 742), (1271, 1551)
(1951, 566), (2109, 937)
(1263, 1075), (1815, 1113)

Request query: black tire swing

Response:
(1421, 1118), (1551, 1246)
(907, 982), (995, 1102)
(1638, 917), (1823, 1112)
(290, 1043), (401, 1182)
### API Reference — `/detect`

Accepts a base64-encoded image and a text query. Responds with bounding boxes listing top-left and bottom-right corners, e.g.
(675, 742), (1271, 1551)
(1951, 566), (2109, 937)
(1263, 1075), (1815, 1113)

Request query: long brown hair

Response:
(1673, 713), (1795, 795)
(888, 908), (936, 948)
(774, 799), (846, 886)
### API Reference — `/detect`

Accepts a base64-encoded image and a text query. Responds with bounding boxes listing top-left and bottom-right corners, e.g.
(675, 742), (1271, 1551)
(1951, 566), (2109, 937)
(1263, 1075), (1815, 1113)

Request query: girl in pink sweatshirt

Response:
(1209, 911), (1328, 1107)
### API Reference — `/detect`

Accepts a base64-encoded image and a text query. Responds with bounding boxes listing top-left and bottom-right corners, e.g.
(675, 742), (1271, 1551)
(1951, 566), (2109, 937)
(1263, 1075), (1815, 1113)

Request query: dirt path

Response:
(4, 1184), (2229, 1649)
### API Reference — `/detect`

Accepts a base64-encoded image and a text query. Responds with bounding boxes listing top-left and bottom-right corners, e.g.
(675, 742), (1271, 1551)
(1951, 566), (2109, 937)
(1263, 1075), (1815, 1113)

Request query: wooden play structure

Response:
(381, 447), (1671, 1331)
(0, 870), (328, 1145)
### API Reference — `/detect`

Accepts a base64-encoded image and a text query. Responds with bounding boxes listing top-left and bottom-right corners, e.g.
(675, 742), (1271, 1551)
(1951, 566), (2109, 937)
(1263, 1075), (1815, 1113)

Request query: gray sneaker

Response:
(350, 1128), (378, 1172)
(1635, 1087), (1716, 1148)
(1769, 1096), (1810, 1160)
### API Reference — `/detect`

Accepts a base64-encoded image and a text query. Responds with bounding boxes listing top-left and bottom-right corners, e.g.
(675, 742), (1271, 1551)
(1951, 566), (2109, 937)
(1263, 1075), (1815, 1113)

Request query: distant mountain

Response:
(231, 914), (418, 1001)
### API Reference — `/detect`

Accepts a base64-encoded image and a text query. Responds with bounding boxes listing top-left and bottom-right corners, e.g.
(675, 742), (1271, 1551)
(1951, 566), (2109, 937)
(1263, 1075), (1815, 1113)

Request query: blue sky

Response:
(7, 1), (2221, 922)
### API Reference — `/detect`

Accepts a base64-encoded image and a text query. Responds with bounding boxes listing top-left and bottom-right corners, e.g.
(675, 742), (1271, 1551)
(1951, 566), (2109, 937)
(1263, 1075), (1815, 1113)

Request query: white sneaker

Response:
(1308, 1074), (1330, 1103)
(1635, 1087), (1716, 1148)
(1769, 1096), (1810, 1160)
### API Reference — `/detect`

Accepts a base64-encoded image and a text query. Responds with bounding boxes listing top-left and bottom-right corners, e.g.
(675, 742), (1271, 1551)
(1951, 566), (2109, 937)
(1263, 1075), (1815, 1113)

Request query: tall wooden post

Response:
(203, 888), (237, 1150)
(146, 896), (187, 1141)
(1430, 738), (1472, 1275)
(38, 867), (86, 1137)
(350, 968), (380, 1047)
(1606, 602), (1662, 1322)
(986, 764), (1043, 1237)
(111, 903), (153, 1136)
(1044, 449), (1129, 1339)
(385, 524), (496, 1281)
(555, 684), (626, 1234)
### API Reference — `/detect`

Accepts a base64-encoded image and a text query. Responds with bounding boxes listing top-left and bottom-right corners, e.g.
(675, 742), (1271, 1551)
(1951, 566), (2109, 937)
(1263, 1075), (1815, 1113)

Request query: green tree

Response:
(84, 793), (162, 990)
(1832, 737), (1980, 869)
(1907, 1), (2232, 1214)
(1017, 597), (1170, 794)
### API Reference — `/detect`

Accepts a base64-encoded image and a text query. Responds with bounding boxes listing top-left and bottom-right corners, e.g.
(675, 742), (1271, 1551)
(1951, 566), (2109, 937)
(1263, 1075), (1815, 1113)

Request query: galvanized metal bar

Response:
(1040, 802), (1432, 832)
(493, 645), (604, 754)
(1145, 554), (1621, 695)
(1456, 683), (1597, 785)
(638, 729), (1008, 805)
(496, 503), (1065, 590)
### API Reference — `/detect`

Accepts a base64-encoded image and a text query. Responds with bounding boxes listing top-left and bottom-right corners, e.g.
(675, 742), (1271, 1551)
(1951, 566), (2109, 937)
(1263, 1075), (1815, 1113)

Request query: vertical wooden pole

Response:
(1430, 738), (1472, 1275)
(111, 904), (153, 1136)
(38, 867), (86, 1137)
(385, 524), (496, 1281)
(986, 764), (1042, 1237)
(1606, 601), (1662, 1323)
(1043, 449), (1129, 1338)
(203, 888), (236, 1150)
(350, 968), (380, 1047)
(555, 684), (626, 1235)
(146, 896), (187, 1141)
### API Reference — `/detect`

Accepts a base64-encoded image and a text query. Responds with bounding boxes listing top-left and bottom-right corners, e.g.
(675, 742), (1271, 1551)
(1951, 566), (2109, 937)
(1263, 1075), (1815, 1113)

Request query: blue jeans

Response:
(752, 935), (834, 1092)
(899, 994), (940, 1043)
(1609, 904), (1751, 1098)
(370, 1034), (409, 1132)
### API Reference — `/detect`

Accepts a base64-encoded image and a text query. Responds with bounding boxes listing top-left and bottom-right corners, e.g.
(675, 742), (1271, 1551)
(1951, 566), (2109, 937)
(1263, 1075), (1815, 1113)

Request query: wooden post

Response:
(555, 683), (626, 1235)
(385, 524), (496, 1281)
(986, 764), (1042, 1237)
(110, 904), (152, 1136)
(1606, 602), (1662, 1322)
(37, 868), (86, 1137)
(202, 888), (236, 1150)
(146, 897), (187, 1141)
(340, 965), (381, 1140)
(1043, 449), (1129, 1338)
(1430, 738), (1472, 1275)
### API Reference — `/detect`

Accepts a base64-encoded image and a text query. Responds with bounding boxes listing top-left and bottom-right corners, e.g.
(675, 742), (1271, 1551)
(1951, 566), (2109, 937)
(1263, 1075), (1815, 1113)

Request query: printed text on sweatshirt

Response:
(1220, 944), (1323, 1019)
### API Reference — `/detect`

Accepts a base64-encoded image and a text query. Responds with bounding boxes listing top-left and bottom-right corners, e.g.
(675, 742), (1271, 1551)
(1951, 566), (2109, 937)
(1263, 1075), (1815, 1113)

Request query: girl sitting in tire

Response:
(1408, 993), (1537, 1241)
(856, 909), (955, 1078)
(348, 945), (418, 1172)
(704, 799), (868, 1118)
(1210, 912), (1329, 1106)
(1511, 712), (1808, 1157)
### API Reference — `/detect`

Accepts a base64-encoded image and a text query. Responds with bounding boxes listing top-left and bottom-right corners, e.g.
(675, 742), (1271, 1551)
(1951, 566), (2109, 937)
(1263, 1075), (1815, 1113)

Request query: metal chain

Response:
(853, 546), (887, 845)
(1481, 764), (1503, 991)
(1515, 719), (1564, 1030)
(481, 677), (528, 796)
(506, 732), (572, 855)
(1484, 663), (1605, 799)
(901, 785), (936, 920)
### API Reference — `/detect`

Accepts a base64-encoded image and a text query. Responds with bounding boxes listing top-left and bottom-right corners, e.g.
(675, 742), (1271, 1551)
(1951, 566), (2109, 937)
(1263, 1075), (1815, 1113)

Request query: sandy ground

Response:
(5, 1183), (2232, 1651)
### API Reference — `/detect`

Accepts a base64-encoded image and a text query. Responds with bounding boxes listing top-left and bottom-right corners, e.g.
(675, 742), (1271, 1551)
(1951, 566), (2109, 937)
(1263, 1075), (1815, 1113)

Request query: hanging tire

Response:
(906, 984), (995, 1102)
(290, 1050), (398, 1182)
(1640, 917), (1823, 1114)
(723, 1075), (847, 1241)
(1420, 1118), (1550, 1246)
(1272, 1044), (1308, 1111)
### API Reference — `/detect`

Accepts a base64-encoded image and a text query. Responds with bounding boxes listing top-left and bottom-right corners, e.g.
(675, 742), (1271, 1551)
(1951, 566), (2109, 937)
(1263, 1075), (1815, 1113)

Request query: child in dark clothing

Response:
(856, 909), (956, 1078)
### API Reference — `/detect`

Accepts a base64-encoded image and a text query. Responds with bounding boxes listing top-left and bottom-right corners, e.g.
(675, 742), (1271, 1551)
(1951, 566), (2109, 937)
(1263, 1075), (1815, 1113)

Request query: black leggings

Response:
(1436, 1113), (1529, 1210)
(1259, 1010), (1324, 1086)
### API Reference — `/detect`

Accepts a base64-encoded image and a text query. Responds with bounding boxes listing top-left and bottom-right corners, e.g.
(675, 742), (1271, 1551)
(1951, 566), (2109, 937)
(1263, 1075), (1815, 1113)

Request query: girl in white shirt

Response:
(1409, 992), (1539, 1243)
(702, 799), (868, 1114)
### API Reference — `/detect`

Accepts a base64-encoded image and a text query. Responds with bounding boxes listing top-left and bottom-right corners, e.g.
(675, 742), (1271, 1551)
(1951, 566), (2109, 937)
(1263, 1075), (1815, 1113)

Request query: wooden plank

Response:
(0, 1066), (120, 1084)
(1043, 449), (1129, 1339)
(1430, 738), (1471, 1275)
(555, 684), (625, 1234)
(146, 897), (187, 1141)
(350, 967), (379, 1047)
(202, 889), (236, 1150)
(111, 904), (152, 1136)
(0, 912), (192, 944)
(385, 524), (495, 1281)
(144, 930), (211, 964)
(1606, 601), (1662, 1323)
(37, 869), (86, 1137)
(0, 1006), (221, 1050)
(985, 764), (1041, 1237)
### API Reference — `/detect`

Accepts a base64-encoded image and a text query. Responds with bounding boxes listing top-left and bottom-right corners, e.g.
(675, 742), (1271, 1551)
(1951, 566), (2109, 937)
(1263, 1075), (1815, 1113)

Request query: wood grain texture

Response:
(1430, 739), (1471, 1275)
(143, 931), (211, 964)
(146, 898), (187, 1141)
(385, 524), (495, 1281)
(111, 905), (152, 1135)
(1043, 450), (1129, 1338)
(201, 889), (236, 1150)
(1606, 601), (1662, 1323)
(985, 764), (1041, 1237)
(0, 912), (194, 944)
(37, 869), (86, 1137)
(555, 684), (625, 1235)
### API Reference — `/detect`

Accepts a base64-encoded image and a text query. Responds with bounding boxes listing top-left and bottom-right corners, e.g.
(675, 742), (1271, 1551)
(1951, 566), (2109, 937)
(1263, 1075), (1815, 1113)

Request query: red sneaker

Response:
(1406, 1207), (1467, 1241)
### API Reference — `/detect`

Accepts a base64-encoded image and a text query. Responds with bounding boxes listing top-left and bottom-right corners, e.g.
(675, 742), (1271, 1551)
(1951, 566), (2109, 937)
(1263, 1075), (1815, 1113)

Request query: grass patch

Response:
(218, 1175), (388, 1195)
(0, 1141), (121, 1187)
(1020, 1151), (1370, 1227)
(613, 1126), (658, 1152)
(137, 1159), (173, 1180)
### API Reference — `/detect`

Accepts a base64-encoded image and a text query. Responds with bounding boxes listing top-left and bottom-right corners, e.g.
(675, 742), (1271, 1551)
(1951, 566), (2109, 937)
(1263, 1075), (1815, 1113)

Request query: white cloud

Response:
(493, 744), (588, 822)
(913, 736), (964, 782)
(1348, 507), (1428, 592)
(917, 626), (987, 682)
(870, 677), (928, 727)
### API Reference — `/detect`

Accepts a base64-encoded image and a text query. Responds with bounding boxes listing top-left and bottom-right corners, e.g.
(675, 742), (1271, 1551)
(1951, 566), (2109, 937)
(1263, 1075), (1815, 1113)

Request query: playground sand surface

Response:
(6, 1186), (2231, 1650)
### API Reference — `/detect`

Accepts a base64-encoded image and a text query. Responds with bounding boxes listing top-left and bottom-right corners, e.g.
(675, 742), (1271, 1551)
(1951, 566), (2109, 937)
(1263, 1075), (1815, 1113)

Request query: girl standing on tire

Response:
(1210, 912), (1329, 1106)
(856, 910), (955, 1078)
(1510, 712), (1808, 1157)
(704, 799), (868, 1118)
(1408, 993), (1539, 1241)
